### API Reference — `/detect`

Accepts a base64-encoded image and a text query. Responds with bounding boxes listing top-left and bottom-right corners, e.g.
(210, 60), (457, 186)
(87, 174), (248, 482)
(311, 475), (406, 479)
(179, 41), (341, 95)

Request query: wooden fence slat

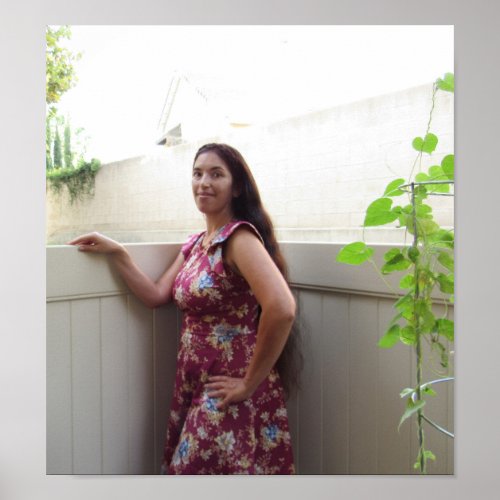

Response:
(71, 298), (102, 474)
(349, 295), (379, 474)
(101, 295), (129, 474)
(296, 290), (323, 473)
(127, 295), (154, 474)
(321, 293), (350, 474)
(153, 304), (179, 473)
(46, 301), (72, 474)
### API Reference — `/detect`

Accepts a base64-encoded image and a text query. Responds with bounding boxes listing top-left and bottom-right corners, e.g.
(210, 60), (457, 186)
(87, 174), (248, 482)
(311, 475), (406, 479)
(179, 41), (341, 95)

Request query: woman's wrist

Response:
(242, 374), (262, 396)
(111, 244), (129, 262)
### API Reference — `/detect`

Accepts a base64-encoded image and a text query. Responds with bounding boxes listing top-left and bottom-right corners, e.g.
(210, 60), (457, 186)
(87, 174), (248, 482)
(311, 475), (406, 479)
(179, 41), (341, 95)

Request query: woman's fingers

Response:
(207, 375), (230, 383)
(67, 232), (99, 245)
(66, 232), (122, 254)
(206, 376), (251, 409)
(206, 389), (225, 398)
(217, 394), (235, 410)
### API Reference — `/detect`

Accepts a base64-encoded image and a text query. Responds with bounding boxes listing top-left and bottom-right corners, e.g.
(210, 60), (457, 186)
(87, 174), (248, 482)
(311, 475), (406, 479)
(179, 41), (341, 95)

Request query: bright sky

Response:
(56, 25), (453, 164)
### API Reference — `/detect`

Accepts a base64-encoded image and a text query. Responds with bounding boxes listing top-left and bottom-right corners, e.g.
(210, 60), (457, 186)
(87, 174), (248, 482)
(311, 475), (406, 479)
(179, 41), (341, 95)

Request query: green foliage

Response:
(336, 73), (454, 474)
(46, 118), (53, 170)
(45, 31), (98, 203)
(53, 126), (62, 168)
(64, 119), (72, 169)
(364, 198), (400, 227)
(336, 241), (374, 265)
(412, 133), (438, 154)
(47, 158), (101, 204)
(46, 25), (81, 116)
(436, 73), (454, 92)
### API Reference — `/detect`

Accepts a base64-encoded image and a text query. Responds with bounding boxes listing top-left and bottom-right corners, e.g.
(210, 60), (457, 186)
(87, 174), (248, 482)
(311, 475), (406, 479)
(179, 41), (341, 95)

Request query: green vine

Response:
(336, 73), (454, 474)
(46, 158), (101, 204)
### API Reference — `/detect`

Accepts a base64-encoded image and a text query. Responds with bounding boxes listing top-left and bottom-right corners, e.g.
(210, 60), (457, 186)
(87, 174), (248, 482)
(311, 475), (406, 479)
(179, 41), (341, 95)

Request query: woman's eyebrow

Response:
(193, 165), (225, 171)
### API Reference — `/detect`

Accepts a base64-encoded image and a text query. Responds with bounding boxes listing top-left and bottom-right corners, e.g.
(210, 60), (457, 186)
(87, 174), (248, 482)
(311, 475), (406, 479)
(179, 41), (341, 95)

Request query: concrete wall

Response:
(46, 83), (453, 245)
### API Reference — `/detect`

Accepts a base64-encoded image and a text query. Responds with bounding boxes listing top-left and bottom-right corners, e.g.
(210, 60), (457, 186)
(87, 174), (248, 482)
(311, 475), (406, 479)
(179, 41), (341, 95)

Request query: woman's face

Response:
(192, 151), (236, 217)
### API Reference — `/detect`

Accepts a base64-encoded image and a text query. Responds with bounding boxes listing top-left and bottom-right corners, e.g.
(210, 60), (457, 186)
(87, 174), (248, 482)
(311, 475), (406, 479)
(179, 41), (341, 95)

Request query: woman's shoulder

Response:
(180, 230), (204, 258)
(212, 220), (264, 246)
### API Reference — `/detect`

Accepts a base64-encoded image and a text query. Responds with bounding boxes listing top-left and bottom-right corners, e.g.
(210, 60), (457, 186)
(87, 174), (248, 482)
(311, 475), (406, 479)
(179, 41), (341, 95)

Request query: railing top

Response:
(47, 242), (451, 304)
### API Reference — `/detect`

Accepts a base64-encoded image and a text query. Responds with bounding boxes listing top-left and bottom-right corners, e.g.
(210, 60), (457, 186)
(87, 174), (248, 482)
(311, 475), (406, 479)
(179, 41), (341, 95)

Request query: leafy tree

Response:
(64, 118), (72, 169)
(46, 25), (81, 117)
(53, 126), (62, 169)
(46, 117), (53, 170)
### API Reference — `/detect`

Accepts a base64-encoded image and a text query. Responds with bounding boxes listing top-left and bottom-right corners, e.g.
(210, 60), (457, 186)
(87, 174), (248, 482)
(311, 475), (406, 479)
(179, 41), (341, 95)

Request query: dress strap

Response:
(180, 231), (204, 259)
(210, 220), (264, 247)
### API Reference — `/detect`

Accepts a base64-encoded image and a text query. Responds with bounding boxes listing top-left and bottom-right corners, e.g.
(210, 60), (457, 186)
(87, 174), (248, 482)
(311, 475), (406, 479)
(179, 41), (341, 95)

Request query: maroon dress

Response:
(161, 220), (295, 474)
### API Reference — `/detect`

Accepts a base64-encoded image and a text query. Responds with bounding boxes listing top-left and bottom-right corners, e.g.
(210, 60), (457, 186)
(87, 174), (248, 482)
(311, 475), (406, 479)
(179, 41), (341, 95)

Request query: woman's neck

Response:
(204, 213), (235, 236)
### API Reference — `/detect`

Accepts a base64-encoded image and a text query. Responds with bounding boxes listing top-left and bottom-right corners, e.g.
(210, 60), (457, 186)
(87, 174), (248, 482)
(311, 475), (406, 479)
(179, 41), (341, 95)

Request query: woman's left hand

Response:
(206, 375), (254, 410)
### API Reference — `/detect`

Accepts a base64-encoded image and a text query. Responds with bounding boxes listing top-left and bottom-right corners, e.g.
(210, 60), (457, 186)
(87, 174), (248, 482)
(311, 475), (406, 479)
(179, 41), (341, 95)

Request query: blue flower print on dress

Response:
(178, 438), (189, 458)
(208, 246), (222, 270)
(172, 436), (191, 466)
(264, 424), (279, 442)
(215, 325), (240, 343)
(206, 396), (219, 412)
(202, 391), (220, 413)
(199, 272), (214, 290)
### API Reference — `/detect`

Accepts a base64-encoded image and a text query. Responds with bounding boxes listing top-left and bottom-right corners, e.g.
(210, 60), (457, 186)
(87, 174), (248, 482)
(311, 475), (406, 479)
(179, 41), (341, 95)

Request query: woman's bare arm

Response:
(67, 232), (185, 308)
(205, 227), (295, 408)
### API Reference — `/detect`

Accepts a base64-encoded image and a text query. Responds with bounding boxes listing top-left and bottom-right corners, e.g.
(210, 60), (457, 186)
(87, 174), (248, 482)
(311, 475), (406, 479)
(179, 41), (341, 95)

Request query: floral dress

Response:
(161, 220), (295, 474)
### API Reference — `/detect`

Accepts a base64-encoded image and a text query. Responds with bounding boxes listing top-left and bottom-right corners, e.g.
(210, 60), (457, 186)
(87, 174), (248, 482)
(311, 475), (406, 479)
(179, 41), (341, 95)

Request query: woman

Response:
(68, 143), (300, 474)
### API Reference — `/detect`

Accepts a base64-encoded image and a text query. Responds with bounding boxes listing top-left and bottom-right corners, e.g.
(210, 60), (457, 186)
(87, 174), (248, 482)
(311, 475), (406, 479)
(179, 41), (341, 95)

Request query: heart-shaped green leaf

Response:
(436, 72), (454, 92)
(415, 172), (430, 183)
(400, 325), (417, 345)
(436, 318), (454, 340)
(428, 229), (454, 249)
(378, 324), (400, 348)
(416, 204), (433, 218)
(381, 252), (412, 275)
(441, 154), (454, 179)
(407, 217), (440, 236)
(438, 251), (454, 272)
(336, 242), (374, 265)
(422, 385), (437, 397)
(364, 198), (399, 227)
(400, 387), (415, 398)
(427, 166), (450, 192)
(399, 274), (415, 289)
(399, 398), (425, 430)
(436, 273), (454, 294)
(383, 178), (406, 197)
(412, 133), (438, 154)
(384, 248), (401, 262)
(408, 246), (420, 263)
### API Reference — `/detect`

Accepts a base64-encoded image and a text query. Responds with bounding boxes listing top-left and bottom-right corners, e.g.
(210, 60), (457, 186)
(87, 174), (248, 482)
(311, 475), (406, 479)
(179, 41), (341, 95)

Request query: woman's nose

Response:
(201, 174), (211, 186)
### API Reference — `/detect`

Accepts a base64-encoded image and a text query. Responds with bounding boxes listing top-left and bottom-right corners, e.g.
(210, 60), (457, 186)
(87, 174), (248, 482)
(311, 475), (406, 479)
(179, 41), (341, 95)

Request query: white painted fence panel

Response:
(46, 242), (453, 475)
(101, 295), (129, 474)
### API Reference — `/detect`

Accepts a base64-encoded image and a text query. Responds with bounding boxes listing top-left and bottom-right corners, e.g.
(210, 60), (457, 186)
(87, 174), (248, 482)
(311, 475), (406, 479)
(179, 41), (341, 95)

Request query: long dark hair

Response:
(193, 143), (303, 398)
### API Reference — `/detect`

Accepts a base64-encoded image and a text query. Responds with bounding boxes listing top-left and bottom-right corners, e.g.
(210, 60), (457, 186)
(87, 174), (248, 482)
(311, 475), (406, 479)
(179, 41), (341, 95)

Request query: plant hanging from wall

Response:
(45, 25), (101, 204)
(46, 113), (101, 204)
(336, 73), (454, 474)
(46, 158), (101, 204)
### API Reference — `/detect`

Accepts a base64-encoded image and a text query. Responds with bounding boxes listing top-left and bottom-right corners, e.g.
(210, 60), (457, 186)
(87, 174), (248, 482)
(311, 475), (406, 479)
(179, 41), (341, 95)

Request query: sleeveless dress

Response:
(161, 220), (295, 474)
